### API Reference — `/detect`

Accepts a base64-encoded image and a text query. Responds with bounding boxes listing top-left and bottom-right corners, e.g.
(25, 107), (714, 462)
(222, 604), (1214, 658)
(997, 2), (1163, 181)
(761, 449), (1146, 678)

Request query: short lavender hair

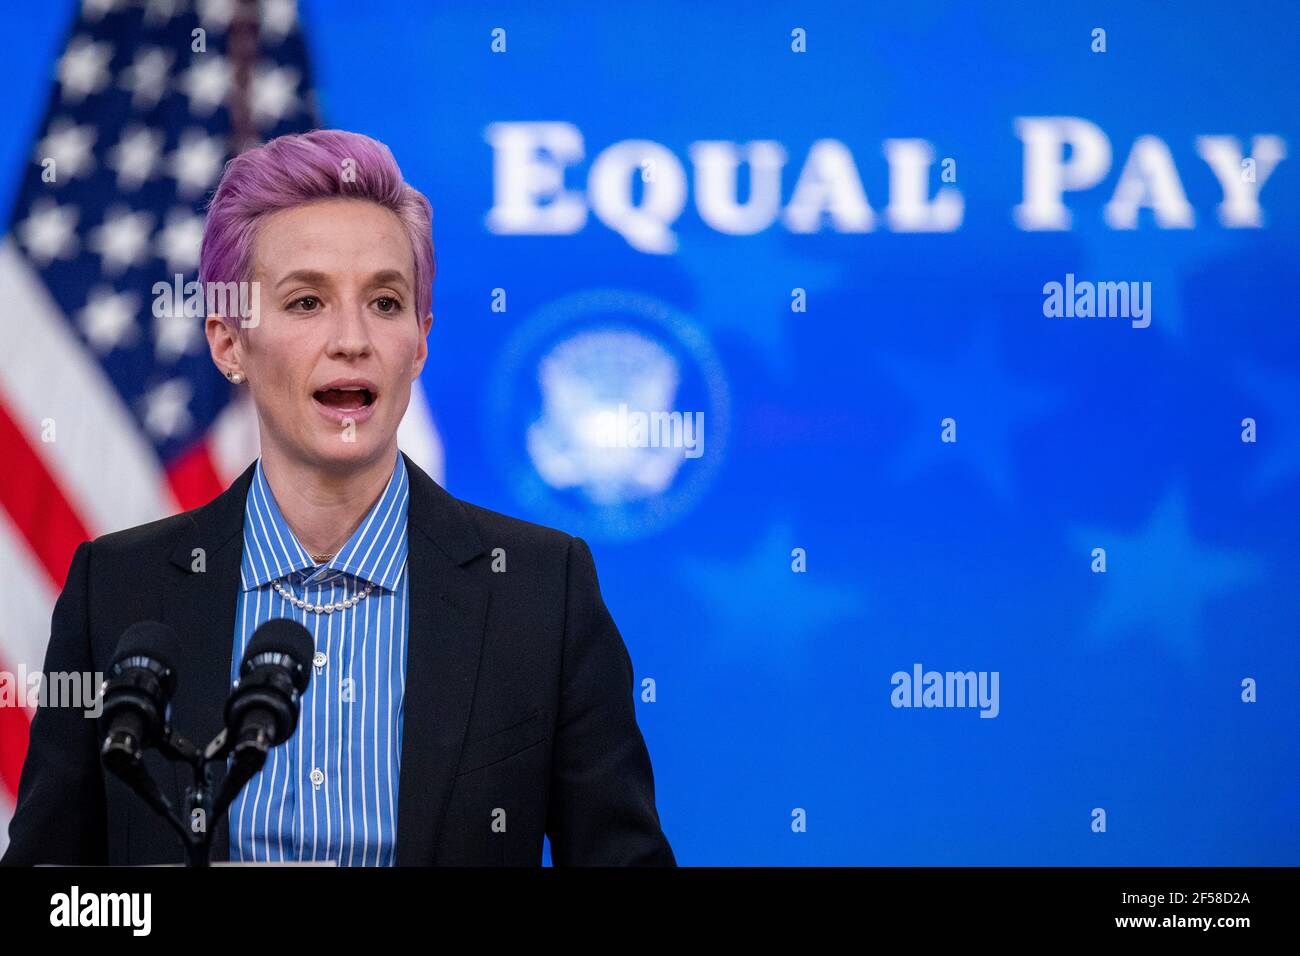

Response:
(199, 129), (435, 332)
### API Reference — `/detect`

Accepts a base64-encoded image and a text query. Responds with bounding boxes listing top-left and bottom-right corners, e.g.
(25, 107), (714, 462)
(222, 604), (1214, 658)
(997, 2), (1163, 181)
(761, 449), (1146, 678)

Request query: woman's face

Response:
(225, 197), (431, 475)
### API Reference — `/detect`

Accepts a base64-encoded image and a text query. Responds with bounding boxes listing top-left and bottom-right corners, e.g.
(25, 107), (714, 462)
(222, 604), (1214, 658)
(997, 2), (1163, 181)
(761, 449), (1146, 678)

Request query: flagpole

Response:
(228, 0), (260, 155)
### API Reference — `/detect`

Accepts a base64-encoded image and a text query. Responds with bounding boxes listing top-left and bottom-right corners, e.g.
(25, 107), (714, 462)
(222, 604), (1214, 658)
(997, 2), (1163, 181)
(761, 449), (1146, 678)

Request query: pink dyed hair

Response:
(198, 129), (435, 334)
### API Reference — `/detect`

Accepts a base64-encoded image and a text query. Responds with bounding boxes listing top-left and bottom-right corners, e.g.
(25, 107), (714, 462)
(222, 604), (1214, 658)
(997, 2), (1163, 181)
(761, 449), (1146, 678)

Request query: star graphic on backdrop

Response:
(679, 523), (865, 667)
(1235, 360), (1300, 495)
(678, 231), (841, 382)
(1067, 486), (1262, 665)
(879, 323), (1064, 500)
(1068, 225), (1238, 343)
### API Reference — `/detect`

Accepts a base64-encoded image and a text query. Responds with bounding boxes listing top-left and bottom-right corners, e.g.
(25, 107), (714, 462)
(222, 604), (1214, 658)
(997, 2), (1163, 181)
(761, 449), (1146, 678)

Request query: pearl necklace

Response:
(272, 576), (375, 614)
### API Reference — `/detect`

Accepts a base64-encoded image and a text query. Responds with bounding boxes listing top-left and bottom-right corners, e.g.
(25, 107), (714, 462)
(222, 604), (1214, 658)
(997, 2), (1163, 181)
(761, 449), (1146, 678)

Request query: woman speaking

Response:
(2, 129), (674, 867)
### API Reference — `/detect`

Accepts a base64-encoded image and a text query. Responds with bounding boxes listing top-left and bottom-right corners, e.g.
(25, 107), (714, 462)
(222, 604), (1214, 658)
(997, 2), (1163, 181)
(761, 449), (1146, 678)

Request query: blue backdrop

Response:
(4, 1), (1296, 864)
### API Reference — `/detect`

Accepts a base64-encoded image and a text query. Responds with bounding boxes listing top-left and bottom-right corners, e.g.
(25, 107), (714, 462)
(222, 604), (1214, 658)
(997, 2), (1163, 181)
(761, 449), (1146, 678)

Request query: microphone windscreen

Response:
(244, 618), (314, 670)
(112, 620), (181, 671)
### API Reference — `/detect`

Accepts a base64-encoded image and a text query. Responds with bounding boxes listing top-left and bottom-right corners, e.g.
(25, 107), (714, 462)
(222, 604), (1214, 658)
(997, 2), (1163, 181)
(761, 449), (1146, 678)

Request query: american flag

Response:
(0, 0), (445, 855)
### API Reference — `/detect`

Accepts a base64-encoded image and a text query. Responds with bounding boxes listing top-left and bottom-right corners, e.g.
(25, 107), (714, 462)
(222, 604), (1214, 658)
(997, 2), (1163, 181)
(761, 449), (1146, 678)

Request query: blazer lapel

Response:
(395, 451), (489, 865)
(163, 458), (255, 864)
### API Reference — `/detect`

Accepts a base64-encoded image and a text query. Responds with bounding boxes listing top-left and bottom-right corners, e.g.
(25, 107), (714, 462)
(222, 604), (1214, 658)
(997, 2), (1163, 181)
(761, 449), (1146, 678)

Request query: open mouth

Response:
(312, 387), (376, 410)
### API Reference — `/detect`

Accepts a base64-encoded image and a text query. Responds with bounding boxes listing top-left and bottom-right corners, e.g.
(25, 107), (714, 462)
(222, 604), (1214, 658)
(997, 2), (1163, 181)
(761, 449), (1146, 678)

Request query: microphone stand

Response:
(102, 724), (270, 868)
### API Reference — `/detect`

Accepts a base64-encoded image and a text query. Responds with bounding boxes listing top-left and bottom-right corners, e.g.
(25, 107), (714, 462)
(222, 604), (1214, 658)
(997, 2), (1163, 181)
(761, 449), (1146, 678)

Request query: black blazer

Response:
(2, 451), (674, 866)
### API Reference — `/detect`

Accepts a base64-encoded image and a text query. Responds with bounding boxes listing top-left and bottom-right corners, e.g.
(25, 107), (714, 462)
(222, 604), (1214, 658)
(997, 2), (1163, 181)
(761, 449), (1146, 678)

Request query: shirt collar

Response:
(239, 450), (409, 592)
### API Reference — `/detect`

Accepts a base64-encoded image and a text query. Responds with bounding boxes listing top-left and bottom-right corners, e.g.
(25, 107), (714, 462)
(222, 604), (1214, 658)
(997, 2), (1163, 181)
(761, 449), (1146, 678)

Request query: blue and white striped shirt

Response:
(228, 450), (410, 866)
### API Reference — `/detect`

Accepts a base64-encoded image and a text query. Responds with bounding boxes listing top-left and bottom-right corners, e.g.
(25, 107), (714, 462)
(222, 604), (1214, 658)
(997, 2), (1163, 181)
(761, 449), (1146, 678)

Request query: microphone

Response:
(209, 619), (313, 828)
(95, 618), (314, 866)
(99, 622), (191, 847)
(100, 621), (181, 769)
(224, 618), (314, 756)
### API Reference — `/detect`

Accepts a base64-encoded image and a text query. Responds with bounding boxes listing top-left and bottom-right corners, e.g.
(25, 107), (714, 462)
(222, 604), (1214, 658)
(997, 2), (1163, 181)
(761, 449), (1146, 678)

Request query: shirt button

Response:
(310, 767), (324, 789)
(313, 651), (328, 669)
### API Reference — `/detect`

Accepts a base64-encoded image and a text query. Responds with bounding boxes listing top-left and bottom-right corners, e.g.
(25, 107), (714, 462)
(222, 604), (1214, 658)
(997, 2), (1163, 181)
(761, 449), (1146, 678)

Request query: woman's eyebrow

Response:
(367, 269), (411, 290)
(273, 269), (409, 289)
(275, 269), (332, 289)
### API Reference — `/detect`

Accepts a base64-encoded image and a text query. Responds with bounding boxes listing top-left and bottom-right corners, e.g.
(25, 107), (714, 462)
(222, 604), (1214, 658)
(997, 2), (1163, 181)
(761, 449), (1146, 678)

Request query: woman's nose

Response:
(327, 301), (373, 355)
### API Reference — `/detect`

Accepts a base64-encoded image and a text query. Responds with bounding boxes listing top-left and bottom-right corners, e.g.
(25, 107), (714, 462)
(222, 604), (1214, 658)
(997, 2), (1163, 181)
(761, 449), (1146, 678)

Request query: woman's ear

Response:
(206, 314), (240, 367)
(411, 311), (432, 380)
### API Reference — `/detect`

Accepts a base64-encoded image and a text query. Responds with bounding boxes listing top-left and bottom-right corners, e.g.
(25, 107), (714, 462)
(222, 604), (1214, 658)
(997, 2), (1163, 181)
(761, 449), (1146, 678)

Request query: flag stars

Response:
(77, 286), (140, 354)
(77, 0), (125, 24)
(35, 119), (98, 182)
(57, 36), (114, 104)
(106, 125), (164, 191)
(260, 0), (300, 44)
(155, 207), (205, 273)
(196, 0), (239, 32)
(252, 62), (302, 128)
(177, 55), (232, 117)
(88, 206), (156, 274)
(119, 47), (175, 111)
(140, 378), (195, 439)
(17, 198), (81, 265)
(154, 304), (205, 364)
(166, 128), (228, 198)
(142, 0), (185, 26)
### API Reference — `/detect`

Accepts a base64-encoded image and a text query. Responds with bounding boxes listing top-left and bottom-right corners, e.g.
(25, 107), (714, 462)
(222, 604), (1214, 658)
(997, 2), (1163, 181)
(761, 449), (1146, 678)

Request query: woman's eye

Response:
(290, 295), (320, 311)
(375, 296), (401, 313)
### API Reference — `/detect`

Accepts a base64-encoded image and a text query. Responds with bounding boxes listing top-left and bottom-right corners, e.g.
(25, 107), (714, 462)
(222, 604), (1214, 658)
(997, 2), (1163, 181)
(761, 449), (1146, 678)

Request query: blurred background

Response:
(0, 0), (1296, 864)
